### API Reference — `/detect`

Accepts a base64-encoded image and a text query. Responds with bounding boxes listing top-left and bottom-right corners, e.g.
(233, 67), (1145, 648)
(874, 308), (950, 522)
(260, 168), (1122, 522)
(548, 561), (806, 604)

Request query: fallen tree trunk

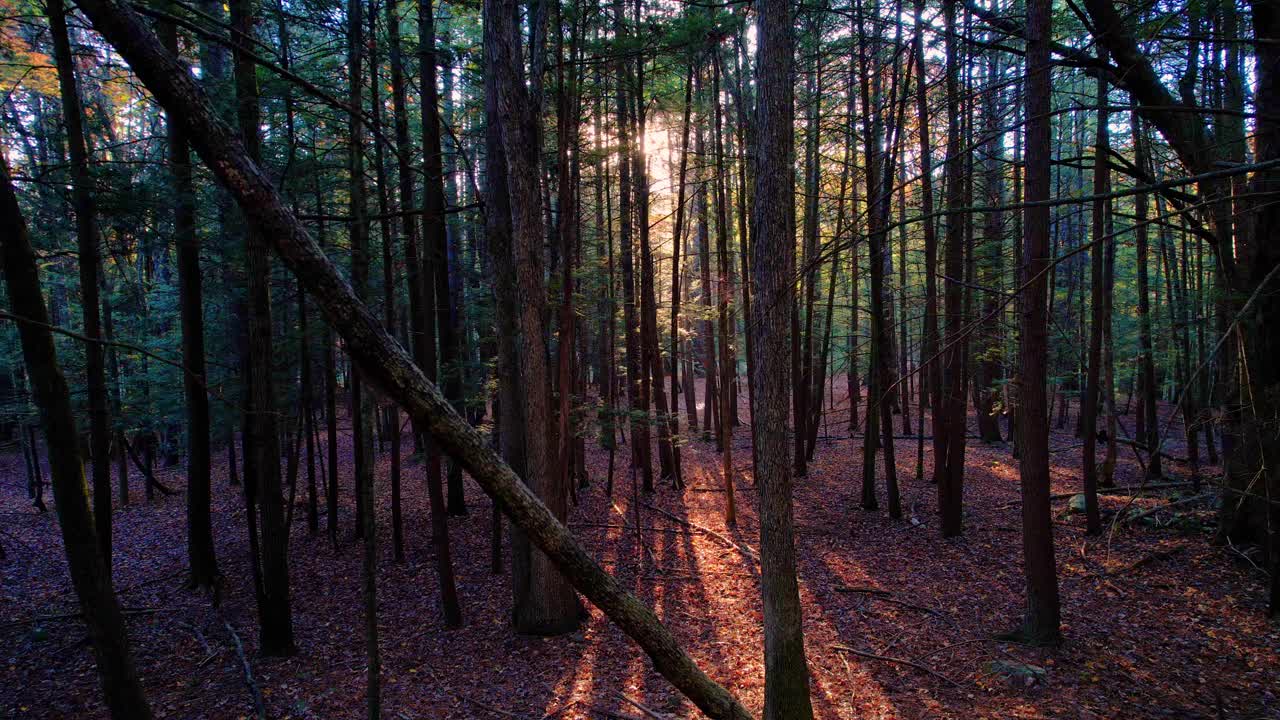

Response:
(70, 4), (750, 718)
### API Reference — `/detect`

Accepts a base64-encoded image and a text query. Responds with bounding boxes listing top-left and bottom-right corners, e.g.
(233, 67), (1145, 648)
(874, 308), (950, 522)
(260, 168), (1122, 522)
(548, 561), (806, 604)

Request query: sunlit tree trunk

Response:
(752, 0), (815, 713)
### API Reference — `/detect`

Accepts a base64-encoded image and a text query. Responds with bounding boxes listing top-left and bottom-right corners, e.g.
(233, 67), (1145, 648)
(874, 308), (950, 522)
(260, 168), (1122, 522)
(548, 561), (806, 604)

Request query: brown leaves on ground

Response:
(1, 381), (1276, 719)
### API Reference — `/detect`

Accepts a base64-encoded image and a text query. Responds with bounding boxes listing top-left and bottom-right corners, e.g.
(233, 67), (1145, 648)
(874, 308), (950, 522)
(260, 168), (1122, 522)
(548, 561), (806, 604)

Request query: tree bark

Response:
(752, 1), (816, 714)
(48, 0), (113, 567)
(614, 0), (652, 492)
(713, 54), (737, 527)
(913, 0), (939, 475)
(937, 0), (969, 537)
(419, 0), (465, 628)
(1133, 116), (1162, 479)
(488, 0), (582, 636)
(1081, 51), (1109, 536)
(1011, 0), (1062, 643)
(346, 0), (381, 712)
(230, 0), (294, 656)
(1, 154), (154, 720)
(668, 65), (695, 487)
(159, 19), (218, 588)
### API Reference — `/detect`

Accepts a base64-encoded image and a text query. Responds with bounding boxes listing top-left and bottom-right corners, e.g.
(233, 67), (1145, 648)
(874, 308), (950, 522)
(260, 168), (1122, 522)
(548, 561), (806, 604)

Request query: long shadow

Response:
(575, 425), (750, 718)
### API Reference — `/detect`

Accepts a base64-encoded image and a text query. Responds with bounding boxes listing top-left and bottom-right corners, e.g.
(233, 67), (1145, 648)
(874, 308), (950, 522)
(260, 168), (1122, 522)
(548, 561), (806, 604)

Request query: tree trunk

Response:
(752, 2), (816, 714)
(1011, 0), (1062, 643)
(48, 0), (113, 567)
(974, 49), (1004, 445)
(101, 275), (127, 507)
(317, 174), (340, 549)
(696, 100), (719, 440)
(420, 0), (465, 628)
(420, 6), (467, 518)
(634, 53), (677, 485)
(913, 0), (939, 475)
(159, 19), (217, 588)
(1133, 116), (1162, 479)
(713, 54), (737, 526)
(1081, 51), (1109, 536)
(369, 6), (404, 563)
(937, 0), (969, 537)
(231, 0), (294, 656)
(346, 0), (381, 711)
(797, 39), (820, 480)
(1, 154), (154, 720)
(668, 65), (695, 487)
(489, 0), (582, 635)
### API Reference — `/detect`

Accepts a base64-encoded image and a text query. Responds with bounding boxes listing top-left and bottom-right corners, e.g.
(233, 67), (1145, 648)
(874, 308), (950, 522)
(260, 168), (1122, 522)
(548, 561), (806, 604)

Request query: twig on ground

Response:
(570, 522), (694, 535)
(643, 502), (758, 561)
(459, 694), (521, 718)
(589, 706), (648, 720)
(835, 586), (892, 596)
(912, 637), (986, 663)
(1225, 537), (1270, 576)
(1, 607), (157, 630)
(615, 691), (668, 719)
(833, 644), (963, 687)
(1073, 545), (1188, 582)
(835, 588), (959, 629)
(1121, 494), (1212, 524)
(178, 621), (218, 668)
(111, 569), (186, 595)
(541, 700), (577, 719)
(223, 619), (266, 720)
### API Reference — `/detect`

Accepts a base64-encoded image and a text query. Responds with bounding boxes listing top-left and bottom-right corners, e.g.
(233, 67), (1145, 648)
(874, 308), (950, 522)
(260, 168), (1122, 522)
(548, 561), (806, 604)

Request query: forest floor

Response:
(2, 380), (1278, 720)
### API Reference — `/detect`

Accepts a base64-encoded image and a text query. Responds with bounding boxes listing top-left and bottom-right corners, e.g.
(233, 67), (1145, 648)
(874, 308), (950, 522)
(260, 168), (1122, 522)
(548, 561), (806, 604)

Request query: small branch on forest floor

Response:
(540, 699), (577, 719)
(1065, 481), (1196, 499)
(422, 661), (528, 719)
(458, 694), (521, 718)
(112, 569), (186, 595)
(832, 644), (963, 687)
(642, 503), (759, 561)
(835, 586), (892, 596)
(1224, 538), (1270, 576)
(644, 571), (753, 582)
(1049, 440), (1191, 463)
(1071, 545), (1188, 582)
(616, 691), (670, 719)
(912, 637), (987, 663)
(1121, 494), (1213, 524)
(589, 706), (648, 720)
(223, 619), (266, 720)
(998, 482), (1199, 510)
(835, 588), (959, 629)
(177, 620), (218, 668)
(570, 522), (694, 535)
(1, 607), (156, 630)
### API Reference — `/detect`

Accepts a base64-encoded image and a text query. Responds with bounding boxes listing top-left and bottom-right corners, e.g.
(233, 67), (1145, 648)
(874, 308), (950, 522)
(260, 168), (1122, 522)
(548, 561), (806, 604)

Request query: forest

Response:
(0, 0), (1278, 716)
